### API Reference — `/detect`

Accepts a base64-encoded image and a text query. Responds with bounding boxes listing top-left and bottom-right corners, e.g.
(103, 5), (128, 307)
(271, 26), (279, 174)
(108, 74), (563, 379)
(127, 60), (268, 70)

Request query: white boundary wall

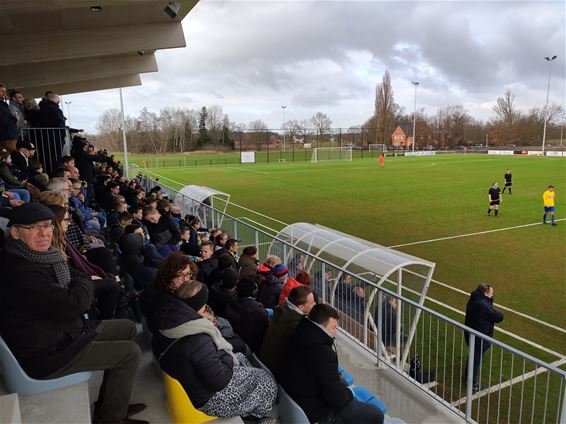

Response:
(546, 151), (566, 157)
(405, 151), (436, 156)
(488, 150), (514, 155)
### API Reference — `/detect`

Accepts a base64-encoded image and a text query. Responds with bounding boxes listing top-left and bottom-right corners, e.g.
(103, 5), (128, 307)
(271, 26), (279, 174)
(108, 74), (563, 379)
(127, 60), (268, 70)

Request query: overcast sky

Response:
(64, 0), (565, 134)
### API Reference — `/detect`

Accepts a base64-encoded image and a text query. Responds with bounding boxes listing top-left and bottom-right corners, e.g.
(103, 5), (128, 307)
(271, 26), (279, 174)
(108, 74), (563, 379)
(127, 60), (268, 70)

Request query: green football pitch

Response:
(134, 153), (565, 360)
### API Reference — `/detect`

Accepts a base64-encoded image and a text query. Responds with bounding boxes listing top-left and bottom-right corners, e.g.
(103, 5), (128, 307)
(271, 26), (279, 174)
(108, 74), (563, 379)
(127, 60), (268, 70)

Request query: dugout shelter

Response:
(269, 222), (435, 364)
(175, 185), (230, 228)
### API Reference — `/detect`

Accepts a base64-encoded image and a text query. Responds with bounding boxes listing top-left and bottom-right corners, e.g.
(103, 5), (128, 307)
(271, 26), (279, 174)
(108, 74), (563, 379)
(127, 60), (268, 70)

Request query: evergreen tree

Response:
(197, 106), (211, 146)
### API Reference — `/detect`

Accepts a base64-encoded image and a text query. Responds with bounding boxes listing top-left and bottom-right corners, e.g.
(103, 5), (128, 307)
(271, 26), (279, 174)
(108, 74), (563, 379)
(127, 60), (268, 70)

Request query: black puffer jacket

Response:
(141, 285), (234, 408)
(257, 273), (283, 309)
(144, 214), (181, 246)
(464, 289), (504, 343)
(0, 249), (96, 378)
(282, 317), (353, 423)
(119, 233), (157, 290)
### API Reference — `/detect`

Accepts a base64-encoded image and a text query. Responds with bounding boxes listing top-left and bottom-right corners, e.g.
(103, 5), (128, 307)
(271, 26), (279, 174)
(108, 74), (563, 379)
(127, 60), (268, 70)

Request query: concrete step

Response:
(0, 393), (22, 424)
(18, 381), (91, 424)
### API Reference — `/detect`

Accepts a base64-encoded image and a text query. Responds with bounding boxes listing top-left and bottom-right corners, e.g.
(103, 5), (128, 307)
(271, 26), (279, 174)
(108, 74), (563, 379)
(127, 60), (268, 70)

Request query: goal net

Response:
(311, 147), (353, 163)
(368, 144), (386, 152)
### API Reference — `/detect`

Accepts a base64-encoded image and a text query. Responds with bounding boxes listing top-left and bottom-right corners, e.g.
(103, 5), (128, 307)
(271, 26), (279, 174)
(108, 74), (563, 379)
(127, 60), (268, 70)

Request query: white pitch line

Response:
(389, 219), (566, 248)
(225, 166), (269, 174)
(451, 358), (566, 407)
(401, 285), (566, 360)
(430, 278), (566, 335)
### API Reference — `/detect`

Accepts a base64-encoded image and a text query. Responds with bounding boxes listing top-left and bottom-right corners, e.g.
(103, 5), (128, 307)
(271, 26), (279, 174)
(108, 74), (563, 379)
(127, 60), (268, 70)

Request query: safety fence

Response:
(138, 175), (566, 424)
(21, 127), (71, 175)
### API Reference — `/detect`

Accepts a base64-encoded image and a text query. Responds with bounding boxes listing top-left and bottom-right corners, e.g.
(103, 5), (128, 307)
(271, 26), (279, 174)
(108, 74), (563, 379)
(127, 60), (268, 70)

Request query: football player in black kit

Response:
(501, 169), (512, 194)
(487, 182), (501, 217)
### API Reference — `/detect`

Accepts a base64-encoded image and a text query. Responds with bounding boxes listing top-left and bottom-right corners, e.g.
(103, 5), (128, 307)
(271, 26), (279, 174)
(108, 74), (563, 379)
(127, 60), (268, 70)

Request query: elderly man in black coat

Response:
(0, 203), (147, 424)
(464, 283), (504, 391)
(283, 304), (384, 424)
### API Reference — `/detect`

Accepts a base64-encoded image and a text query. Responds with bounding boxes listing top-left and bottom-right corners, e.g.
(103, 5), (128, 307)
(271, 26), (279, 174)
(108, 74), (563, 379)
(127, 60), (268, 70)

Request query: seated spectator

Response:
(28, 160), (49, 191)
(106, 196), (128, 228)
(0, 149), (31, 202)
(279, 269), (310, 304)
(120, 225), (158, 290)
(48, 204), (119, 320)
(0, 203), (146, 424)
(110, 211), (133, 244)
(283, 304), (384, 424)
(257, 263), (287, 309)
(143, 205), (180, 257)
(214, 232), (229, 256)
(208, 254), (236, 288)
(10, 140), (36, 182)
(142, 258), (277, 422)
(0, 184), (24, 208)
(52, 167), (72, 179)
(219, 238), (239, 268)
(179, 225), (200, 256)
(259, 285), (316, 379)
(225, 275), (269, 354)
(196, 240), (218, 287)
(238, 246), (259, 279)
(69, 178), (101, 231)
(208, 268), (238, 317)
(378, 296), (403, 355)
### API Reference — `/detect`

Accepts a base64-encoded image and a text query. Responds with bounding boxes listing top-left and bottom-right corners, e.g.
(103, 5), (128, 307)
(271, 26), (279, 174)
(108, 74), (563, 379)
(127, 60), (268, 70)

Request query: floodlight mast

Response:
(281, 105), (287, 153)
(411, 81), (419, 152)
(542, 55), (557, 156)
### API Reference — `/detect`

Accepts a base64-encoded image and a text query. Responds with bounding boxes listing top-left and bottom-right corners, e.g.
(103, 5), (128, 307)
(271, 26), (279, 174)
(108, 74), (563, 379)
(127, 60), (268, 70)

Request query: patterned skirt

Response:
(199, 353), (278, 419)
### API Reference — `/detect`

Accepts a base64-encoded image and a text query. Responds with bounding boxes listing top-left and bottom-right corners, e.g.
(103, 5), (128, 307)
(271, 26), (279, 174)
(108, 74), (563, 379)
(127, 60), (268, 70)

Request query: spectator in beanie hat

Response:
(258, 262), (287, 309)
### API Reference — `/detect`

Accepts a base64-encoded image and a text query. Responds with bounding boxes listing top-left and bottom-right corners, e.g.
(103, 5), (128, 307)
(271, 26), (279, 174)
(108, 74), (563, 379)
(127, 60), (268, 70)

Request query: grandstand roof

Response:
(0, 0), (199, 97)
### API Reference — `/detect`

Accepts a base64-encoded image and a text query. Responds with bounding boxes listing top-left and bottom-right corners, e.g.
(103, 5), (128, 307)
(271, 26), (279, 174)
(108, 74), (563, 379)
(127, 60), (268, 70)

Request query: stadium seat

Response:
(265, 308), (274, 319)
(338, 366), (354, 386)
(277, 384), (310, 424)
(163, 372), (217, 424)
(384, 417), (407, 424)
(0, 335), (92, 396)
(352, 386), (387, 415)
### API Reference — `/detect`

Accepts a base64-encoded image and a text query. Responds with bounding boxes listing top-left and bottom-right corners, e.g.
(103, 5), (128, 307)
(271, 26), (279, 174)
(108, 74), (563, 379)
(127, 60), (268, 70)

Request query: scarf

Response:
(159, 318), (240, 366)
(5, 236), (71, 288)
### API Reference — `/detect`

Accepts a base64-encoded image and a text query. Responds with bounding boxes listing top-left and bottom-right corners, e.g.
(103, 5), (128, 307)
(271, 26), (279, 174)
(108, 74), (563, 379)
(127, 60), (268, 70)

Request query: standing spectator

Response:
(283, 304), (384, 424)
(259, 285), (316, 379)
(501, 169), (512, 194)
(0, 84), (19, 152)
(543, 185), (557, 226)
(9, 90), (25, 136)
(464, 283), (504, 391)
(24, 97), (40, 127)
(487, 182), (501, 217)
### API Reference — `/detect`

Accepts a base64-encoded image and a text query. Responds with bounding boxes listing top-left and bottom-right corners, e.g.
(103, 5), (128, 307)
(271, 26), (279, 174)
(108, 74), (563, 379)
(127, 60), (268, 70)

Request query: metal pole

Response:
(411, 81), (419, 152)
(560, 122), (564, 147)
(119, 88), (130, 179)
(542, 55), (557, 156)
(485, 133), (489, 148)
(64, 101), (72, 128)
(281, 105), (287, 153)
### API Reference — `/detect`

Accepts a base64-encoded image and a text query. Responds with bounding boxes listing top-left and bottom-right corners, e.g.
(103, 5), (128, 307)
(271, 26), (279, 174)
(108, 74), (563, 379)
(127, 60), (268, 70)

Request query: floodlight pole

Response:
(411, 81), (419, 152)
(281, 105), (287, 153)
(542, 55), (557, 156)
(64, 101), (72, 128)
(119, 87), (130, 179)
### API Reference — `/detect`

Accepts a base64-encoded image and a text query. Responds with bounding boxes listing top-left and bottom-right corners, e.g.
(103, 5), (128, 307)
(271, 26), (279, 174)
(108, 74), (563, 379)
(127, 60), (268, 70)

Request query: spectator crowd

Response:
(0, 85), (385, 424)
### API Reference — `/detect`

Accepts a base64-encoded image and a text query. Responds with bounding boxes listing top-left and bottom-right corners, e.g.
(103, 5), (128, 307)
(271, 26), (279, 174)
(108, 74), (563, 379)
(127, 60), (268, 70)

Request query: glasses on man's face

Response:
(16, 223), (54, 232)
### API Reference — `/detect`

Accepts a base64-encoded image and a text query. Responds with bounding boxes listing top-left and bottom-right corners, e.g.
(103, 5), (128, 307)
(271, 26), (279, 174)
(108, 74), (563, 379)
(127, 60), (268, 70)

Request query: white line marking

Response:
(389, 219), (566, 248)
(225, 166), (269, 174)
(401, 285), (566, 360)
(142, 170), (186, 187)
(430, 278), (566, 334)
(451, 358), (566, 407)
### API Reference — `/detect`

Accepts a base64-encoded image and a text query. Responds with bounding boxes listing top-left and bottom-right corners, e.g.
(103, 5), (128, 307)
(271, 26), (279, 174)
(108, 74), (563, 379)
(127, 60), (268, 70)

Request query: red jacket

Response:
(278, 277), (302, 304)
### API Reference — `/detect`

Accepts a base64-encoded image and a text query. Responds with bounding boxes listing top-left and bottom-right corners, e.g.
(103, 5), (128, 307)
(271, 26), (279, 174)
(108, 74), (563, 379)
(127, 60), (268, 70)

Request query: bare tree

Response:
(310, 112), (332, 138)
(206, 104), (224, 143)
(491, 90), (522, 144)
(374, 70), (398, 145)
(96, 109), (123, 151)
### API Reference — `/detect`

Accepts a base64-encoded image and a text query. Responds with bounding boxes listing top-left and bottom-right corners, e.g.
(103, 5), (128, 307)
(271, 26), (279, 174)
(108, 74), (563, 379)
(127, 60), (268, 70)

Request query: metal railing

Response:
(21, 127), (71, 175)
(138, 174), (566, 424)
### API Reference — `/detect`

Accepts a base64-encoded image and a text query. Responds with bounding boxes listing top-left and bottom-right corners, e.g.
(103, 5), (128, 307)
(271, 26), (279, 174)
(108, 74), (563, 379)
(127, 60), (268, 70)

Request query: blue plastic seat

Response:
(352, 386), (387, 415)
(338, 366), (354, 386)
(278, 384), (310, 424)
(0, 335), (92, 396)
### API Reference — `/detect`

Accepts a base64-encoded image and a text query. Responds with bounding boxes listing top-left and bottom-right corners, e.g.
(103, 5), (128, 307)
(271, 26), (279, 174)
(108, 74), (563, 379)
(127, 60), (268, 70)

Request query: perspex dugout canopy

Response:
(175, 185), (230, 228)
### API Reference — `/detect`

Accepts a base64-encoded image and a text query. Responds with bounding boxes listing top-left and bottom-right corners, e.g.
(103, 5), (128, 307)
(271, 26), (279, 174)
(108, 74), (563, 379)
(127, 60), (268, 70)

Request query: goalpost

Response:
(311, 147), (353, 163)
(368, 144), (386, 152)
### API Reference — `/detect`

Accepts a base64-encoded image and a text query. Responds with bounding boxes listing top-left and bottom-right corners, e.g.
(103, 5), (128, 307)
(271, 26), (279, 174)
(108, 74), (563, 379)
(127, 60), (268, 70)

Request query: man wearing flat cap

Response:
(11, 140), (36, 181)
(0, 203), (148, 424)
